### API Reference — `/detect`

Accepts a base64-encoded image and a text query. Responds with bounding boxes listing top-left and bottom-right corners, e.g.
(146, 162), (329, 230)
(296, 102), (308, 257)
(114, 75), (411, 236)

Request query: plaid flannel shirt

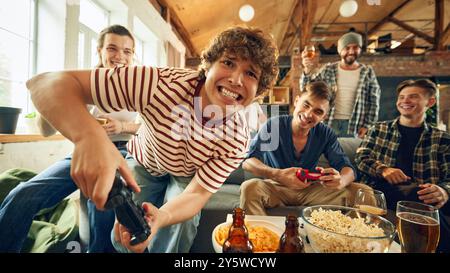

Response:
(355, 118), (450, 196)
(300, 62), (381, 136)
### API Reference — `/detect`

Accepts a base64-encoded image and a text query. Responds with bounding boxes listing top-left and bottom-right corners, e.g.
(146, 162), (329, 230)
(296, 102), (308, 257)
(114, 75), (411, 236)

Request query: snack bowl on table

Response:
(212, 220), (283, 253)
(301, 205), (396, 253)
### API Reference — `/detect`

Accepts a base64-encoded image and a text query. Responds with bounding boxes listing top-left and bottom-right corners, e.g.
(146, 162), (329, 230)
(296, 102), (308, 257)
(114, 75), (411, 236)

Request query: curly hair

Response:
(198, 27), (279, 96)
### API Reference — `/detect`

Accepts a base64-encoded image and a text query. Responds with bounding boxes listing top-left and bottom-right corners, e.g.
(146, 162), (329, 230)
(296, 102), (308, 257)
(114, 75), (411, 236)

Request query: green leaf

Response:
(25, 112), (36, 118)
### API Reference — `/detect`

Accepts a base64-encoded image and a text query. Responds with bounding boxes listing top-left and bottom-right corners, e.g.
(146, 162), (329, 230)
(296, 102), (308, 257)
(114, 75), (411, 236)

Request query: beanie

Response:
(338, 32), (363, 53)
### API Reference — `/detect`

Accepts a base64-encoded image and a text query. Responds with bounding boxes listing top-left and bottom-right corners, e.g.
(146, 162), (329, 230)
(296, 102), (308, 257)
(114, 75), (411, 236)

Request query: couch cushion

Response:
(204, 184), (240, 210)
(223, 165), (261, 186)
(318, 137), (362, 167)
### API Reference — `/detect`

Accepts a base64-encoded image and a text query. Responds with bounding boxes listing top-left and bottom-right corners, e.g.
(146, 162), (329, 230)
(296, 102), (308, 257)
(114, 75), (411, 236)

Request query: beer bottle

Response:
(276, 214), (305, 253)
(222, 207), (253, 253)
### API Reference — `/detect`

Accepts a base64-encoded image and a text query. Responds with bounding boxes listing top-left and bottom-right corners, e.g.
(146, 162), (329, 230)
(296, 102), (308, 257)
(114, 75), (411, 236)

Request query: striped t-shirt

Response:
(90, 66), (250, 193)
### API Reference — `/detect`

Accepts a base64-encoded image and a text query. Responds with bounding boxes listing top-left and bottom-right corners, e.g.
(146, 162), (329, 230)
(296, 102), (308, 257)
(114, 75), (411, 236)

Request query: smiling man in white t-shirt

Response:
(301, 32), (381, 138)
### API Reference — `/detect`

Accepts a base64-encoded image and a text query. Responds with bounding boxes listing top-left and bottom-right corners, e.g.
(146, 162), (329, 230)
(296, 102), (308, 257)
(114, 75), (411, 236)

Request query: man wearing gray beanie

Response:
(300, 31), (381, 138)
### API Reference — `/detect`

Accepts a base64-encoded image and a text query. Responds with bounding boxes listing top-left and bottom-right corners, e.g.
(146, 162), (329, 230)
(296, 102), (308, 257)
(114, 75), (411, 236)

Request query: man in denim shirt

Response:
(240, 81), (369, 215)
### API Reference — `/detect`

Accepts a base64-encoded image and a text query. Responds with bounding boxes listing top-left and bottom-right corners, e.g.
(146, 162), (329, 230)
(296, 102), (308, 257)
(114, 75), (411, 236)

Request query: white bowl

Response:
(212, 220), (283, 253)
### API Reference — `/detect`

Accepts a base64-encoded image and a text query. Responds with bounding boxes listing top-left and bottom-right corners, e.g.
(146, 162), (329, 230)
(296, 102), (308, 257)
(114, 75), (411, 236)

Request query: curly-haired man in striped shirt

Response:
(26, 27), (279, 253)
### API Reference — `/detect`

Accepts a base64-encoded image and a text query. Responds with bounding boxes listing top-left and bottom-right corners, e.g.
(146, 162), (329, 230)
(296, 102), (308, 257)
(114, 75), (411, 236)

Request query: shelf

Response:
(0, 134), (66, 143)
(269, 86), (290, 104)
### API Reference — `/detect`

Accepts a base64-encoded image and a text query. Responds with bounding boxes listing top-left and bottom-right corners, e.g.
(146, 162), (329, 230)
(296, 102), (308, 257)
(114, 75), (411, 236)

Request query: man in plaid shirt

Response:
(300, 32), (381, 138)
(355, 79), (449, 252)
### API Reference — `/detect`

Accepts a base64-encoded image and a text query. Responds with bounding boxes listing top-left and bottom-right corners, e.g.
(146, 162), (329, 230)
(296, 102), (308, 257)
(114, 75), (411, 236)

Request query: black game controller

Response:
(296, 169), (323, 182)
(105, 173), (151, 246)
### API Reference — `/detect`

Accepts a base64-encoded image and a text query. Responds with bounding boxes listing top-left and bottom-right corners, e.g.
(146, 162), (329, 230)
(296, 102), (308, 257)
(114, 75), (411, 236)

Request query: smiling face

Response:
(339, 43), (361, 66)
(98, 33), (134, 68)
(200, 52), (261, 118)
(292, 92), (330, 131)
(397, 86), (435, 120)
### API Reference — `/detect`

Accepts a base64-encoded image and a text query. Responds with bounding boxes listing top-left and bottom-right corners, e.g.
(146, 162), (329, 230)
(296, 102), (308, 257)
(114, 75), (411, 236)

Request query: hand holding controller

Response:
(105, 172), (151, 246)
(295, 169), (323, 182)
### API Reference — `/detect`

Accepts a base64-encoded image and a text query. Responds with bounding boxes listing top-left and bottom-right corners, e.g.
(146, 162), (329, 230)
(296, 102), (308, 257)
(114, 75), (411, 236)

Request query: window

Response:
(79, 0), (108, 34)
(133, 17), (159, 67)
(78, 0), (109, 68)
(0, 0), (36, 111)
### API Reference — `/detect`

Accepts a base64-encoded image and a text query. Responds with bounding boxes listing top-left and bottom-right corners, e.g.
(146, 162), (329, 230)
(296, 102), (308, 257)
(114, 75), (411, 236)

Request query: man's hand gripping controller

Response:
(295, 169), (323, 182)
(105, 173), (151, 246)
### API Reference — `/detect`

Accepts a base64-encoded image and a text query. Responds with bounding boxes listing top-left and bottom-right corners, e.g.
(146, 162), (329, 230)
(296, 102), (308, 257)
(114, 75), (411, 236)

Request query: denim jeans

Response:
(0, 147), (128, 253)
(111, 156), (200, 253)
(329, 119), (354, 138)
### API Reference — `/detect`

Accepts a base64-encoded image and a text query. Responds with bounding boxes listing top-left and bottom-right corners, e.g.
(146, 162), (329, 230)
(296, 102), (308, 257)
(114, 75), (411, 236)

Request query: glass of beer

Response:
(304, 45), (316, 59)
(396, 201), (440, 253)
(354, 188), (387, 216)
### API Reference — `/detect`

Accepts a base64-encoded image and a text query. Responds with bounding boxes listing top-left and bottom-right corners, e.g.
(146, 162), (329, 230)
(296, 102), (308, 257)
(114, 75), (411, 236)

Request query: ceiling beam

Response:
(284, 0), (317, 54)
(299, 0), (317, 49)
(441, 23), (450, 48)
(368, 0), (411, 37)
(155, 0), (198, 57)
(279, 0), (299, 53)
(435, 0), (444, 50)
(388, 17), (434, 44)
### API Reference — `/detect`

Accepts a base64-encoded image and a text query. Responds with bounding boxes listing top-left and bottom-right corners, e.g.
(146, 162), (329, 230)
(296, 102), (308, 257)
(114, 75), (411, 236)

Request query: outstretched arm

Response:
(27, 71), (139, 208)
(36, 112), (57, 137)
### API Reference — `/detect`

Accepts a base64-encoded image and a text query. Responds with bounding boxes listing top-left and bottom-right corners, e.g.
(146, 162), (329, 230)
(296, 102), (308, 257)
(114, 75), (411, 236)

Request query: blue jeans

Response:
(330, 119), (354, 138)
(111, 156), (200, 253)
(0, 146), (127, 253)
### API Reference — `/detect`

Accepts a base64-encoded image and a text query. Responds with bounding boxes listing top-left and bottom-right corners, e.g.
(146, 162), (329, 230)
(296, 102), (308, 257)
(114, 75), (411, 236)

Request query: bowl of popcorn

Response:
(301, 205), (396, 253)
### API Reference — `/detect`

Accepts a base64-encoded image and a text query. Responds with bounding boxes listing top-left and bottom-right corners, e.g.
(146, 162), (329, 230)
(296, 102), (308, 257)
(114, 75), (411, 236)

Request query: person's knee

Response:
(240, 179), (269, 205)
(4, 183), (34, 202)
(240, 179), (265, 197)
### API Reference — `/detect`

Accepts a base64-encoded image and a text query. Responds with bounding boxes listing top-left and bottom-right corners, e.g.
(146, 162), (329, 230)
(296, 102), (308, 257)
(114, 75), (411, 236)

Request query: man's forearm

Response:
(242, 158), (279, 180)
(36, 113), (57, 137)
(355, 147), (388, 178)
(157, 179), (212, 228)
(122, 122), (141, 135)
(340, 167), (355, 187)
(27, 71), (102, 143)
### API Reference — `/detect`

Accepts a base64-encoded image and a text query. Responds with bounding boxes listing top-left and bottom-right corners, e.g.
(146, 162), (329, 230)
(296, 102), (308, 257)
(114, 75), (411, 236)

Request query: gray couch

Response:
(189, 137), (363, 253)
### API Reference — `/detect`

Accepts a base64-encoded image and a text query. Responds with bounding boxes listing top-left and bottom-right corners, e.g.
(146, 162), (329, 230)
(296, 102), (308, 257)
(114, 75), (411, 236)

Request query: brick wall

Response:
(290, 51), (450, 130)
(318, 51), (450, 77)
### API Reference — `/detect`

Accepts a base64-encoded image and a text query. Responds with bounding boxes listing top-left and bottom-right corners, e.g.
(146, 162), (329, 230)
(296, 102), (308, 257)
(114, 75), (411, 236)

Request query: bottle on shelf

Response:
(276, 214), (305, 253)
(222, 207), (254, 253)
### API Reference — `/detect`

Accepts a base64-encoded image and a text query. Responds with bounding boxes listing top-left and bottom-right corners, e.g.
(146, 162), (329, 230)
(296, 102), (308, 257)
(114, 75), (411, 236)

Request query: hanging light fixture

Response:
(339, 0), (358, 17)
(239, 4), (255, 22)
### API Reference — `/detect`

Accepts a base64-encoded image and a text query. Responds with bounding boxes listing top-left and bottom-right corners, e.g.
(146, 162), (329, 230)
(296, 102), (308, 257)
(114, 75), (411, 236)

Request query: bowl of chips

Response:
(212, 220), (283, 253)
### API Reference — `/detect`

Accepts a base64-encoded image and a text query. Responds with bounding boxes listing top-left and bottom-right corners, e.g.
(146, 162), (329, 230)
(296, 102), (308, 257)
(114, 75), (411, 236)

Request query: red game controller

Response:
(295, 169), (323, 182)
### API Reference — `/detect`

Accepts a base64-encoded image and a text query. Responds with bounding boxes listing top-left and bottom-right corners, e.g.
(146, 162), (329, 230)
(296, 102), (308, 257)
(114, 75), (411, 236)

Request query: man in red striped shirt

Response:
(26, 27), (279, 253)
